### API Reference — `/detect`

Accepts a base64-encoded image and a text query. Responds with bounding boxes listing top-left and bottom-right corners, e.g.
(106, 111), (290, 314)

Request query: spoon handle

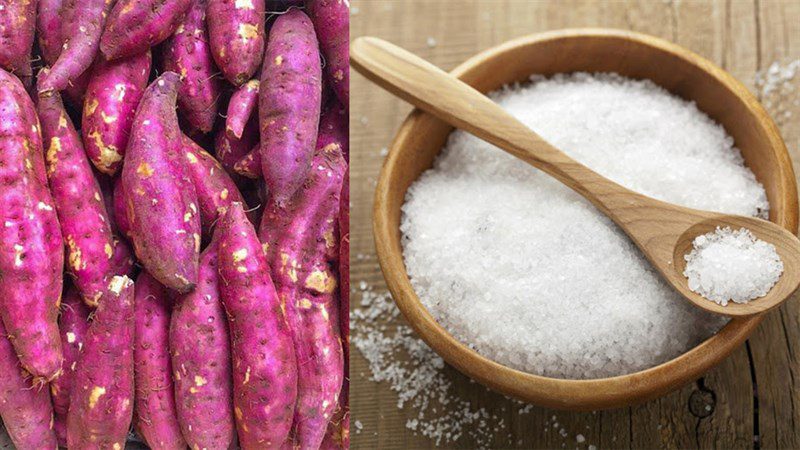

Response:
(350, 36), (634, 212)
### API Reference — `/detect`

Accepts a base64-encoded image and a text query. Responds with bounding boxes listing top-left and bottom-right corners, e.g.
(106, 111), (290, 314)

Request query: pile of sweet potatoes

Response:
(0, 0), (349, 448)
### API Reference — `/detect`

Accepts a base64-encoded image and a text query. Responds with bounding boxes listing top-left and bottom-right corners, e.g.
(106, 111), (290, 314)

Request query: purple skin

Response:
(0, 320), (58, 449)
(171, 241), (235, 450)
(163, 0), (223, 134)
(82, 51), (152, 176)
(121, 72), (201, 293)
(109, 236), (135, 277)
(38, 0), (115, 93)
(233, 145), (261, 179)
(112, 176), (132, 239)
(100, 0), (192, 61)
(134, 272), (187, 450)
(0, 68), (64, 381)
(226, 79), (259, 139)
(51, 285), (91, 447)
(259, 143), (346, 450)
(217, 202), (298, 449)
(214, 117), (258, 184)
(307, 0), (350, 106)
(260, 9), (322, 206)
(37, 0), (65, 65)
(0, 0), (35, 87)
(67, 275), (135, 449)
(183, 135), (248, 235)
(38, 84), (116, 307)
(208, 0), (266, 86)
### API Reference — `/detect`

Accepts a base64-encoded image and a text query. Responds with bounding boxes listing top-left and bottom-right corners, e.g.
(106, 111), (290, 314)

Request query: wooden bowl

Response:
(373, 28), (799, 410)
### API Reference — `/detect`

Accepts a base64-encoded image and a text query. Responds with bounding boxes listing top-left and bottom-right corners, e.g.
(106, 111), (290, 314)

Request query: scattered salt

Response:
(401, 73), (767, 378)
(684, 227), (783, 305)
(754, 59), (800, 126)
(426, 37), (438, 48)
(576, 434), (586, 443)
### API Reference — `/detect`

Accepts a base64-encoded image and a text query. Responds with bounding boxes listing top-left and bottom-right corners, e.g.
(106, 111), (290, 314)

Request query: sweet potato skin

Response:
(226, 79), (259, 139)
(163, 0), (222, 133)
(0, 319), (58, 449)
(134, 272), (187, 450)
(0, 68), (64, 381)
(233, 145), (261, 179)
(0, 0), (35, 86)
(38, 85), (116, 307)
(82, 50), (152, 175)
(37, 0), (114, 93)
(183, 135), (247, 234)
(260, 9), (322, 205)
(66, 275), (135, 449)
(171, 241), (235, 450)
(307, 0), (349, 105)
(208, 0), (266, 86)
(217, 202), (298, 449)
(122, 72), (201, 293)
(259, 143), (346, 449)
(51, 285), (91, 447)
(112, 176), (132, 239)
(215, 117), (258, 183)
(37, 0), (64, 65)
(100, 0), (192, 60)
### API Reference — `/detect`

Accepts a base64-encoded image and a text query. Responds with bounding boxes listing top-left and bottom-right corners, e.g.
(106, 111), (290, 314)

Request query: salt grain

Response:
(684, 227), (783, 305)
(401, 73), (767, 379)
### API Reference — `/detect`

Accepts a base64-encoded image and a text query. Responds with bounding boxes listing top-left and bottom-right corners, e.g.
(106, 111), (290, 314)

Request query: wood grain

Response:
(350, 0), (800, 448)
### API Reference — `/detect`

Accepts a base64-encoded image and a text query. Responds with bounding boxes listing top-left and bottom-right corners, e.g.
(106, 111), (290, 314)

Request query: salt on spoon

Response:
(350, 36), (800, 316)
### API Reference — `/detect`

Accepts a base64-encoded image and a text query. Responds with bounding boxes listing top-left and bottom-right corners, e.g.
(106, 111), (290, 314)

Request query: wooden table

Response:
(349, 1), (800, 448)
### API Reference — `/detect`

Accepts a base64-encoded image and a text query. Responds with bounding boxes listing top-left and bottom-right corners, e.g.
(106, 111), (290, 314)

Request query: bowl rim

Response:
(372, 28), (799, 410)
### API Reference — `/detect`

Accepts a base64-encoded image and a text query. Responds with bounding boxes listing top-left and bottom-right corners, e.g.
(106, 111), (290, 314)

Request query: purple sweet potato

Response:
(233, 145), (261, 179)
(37, 0), (115, 93)
(259, 143), (346, 449)
(133, 272), (186, 450)
(100, 0), (192, 61)
(259, 9), (322, 206)
(82, 50), (152, 175)
(0, 0), (36, 86)
(121, 72), (201, 293)
(0, 320), (58, 449)
(183, 135), (247, 234)
(307, 0), (349, 105)
(112, 176), (132, 239)
(67, 275), (135, 449)
(217, 202), (297, 449)
(163, 0), (223, 134)
(109, 236), (135, 277)
(215, 117), (258, 182)
(171, 241), (235, 449)
(226, 79), (259, 139)
(38, 83), (116, 307)
(0, 68), (64, 381)
(37, 0), (64, 65)
(208, 0), (266, 86)
(51, 285), (91, 447)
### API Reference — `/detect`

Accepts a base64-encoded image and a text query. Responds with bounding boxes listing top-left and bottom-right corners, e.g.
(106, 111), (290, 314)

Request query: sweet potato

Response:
(307, 0), (349, 105)
(0, 0), (35, 86)
(208, 0), (266, 86)
(67, 275), (135, 449)
(0, 68), (64, 381)
(217, 202), (297, 448)
(37, 0), (64, 65)
(38, 83), (117, 307)
(51, 285), (91, 447)
(334, 166), (350, 450)
(259, 143), (346, 449)
(82, 50), (152, 175)
(112, 176), (132, 239)
(121, 72), (201, 293)
(259, 9), (322, 205)
(163, 0), (223, 134)
(37, 0), (115, 93)
(183, 135), (247, 234)
(171, 241), (235, 450)
(226, 79), (259, 139)
(233, 145), (261, 179)
(0, 319), (58, 449)
(133, 272), (186, 450)
(100, 0), (192, 60)
(215, 117), (258, 183)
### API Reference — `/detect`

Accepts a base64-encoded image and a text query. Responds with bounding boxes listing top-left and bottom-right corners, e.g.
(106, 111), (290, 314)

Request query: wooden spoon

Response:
(350, 36), (800, 317)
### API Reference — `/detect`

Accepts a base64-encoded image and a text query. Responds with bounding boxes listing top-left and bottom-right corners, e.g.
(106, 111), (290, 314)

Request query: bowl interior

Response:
(374, 29), (798, 409)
